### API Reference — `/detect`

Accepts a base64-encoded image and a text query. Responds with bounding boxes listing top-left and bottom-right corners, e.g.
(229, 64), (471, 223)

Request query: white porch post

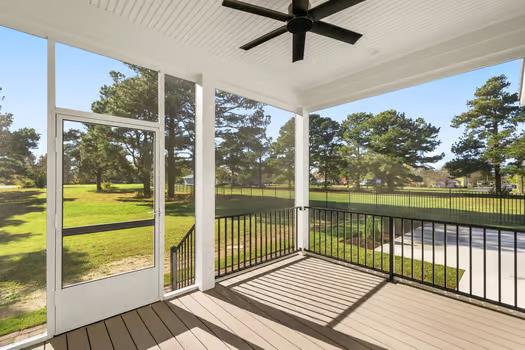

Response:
(295, 108), (309, 250)
(195, 75), (216, 291)
(46, 38), (56, 338)
(520, 58), (525, 107)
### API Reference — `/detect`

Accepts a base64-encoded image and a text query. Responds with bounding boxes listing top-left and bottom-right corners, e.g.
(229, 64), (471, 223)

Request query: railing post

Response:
(170, 247), (176, 290)
(389, 216), (395, 282)
(449, 188), (452, 213)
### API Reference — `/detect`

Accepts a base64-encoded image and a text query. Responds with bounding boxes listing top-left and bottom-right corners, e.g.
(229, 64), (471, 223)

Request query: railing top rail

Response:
(308, 187), (525, 198)
(304, 206), (524, 233)
(215, 206), (299, 220)
(171, 224), (195, 252)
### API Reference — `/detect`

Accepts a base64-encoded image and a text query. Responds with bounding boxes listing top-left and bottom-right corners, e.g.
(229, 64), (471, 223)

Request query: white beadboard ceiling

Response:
(1, 0), (525, 110)
(88, 0), (525, 83)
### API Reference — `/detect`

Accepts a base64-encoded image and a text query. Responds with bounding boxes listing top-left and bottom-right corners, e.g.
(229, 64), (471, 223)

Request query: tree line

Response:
(0, 87), (45, 188)
(0, 66), (295, 198)
(309, 110), (443, 191)
(309, 75), (525, 193)
(2, 70), (523, 196)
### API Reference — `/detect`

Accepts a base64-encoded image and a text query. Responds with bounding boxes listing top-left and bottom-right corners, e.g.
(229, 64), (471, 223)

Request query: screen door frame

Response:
(53, 108), (163, 334)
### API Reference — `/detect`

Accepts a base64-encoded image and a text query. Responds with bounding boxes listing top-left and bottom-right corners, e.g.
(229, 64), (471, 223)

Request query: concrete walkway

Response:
(377, 223), (525, 308)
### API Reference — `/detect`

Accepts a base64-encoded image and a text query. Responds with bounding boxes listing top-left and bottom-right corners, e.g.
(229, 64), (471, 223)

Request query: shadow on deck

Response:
(33, 255), (525, 350)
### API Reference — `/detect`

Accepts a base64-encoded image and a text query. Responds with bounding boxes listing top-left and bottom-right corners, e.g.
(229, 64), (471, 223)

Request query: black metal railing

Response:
(216, 207), (299, 278)
(216, 184), (294, 201)
(304, 206), (524, 313)
(170, 224), (195, 290)
(310, 188), (525, 227)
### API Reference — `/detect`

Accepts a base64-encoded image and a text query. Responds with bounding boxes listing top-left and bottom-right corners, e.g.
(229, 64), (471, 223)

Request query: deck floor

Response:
(32, 255), (525, 350)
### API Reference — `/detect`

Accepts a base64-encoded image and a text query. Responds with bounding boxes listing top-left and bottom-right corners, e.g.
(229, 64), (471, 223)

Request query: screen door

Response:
(54, 111), (161, 333)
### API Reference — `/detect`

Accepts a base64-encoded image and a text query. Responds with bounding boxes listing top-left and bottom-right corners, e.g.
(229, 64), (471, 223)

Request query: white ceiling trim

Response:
(302, 14), (525, 111)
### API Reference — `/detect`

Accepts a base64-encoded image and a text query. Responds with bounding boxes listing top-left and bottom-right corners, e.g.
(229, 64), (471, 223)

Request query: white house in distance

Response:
(182, 175), (194, 186)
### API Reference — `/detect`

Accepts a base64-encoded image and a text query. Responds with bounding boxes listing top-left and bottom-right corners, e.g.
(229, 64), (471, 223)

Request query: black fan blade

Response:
(240, 26), (288, 50)
(311, 21), (362, 44)
(293, 32), (306, 62)
(222, 0), (291, 22)
(292, 0), (309, 14)
(310, 0), (366, 20)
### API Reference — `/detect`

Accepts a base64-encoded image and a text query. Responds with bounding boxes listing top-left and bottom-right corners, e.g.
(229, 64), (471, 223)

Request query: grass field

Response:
(218, 185), (525, 229)
(0, 183), (482, 337)
(0, 184), (295, 337)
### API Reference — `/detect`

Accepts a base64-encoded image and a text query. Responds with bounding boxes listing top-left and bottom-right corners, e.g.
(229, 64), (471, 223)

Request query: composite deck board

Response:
(66, 328), (90, 350)
(201, 290), (299, 349)
(137, 306), (182, 350)
(104, 316), (137, 350)
(151, 302), (207, 350)
(214, 284), (344, 350)
(86, 322), (113, 350)
(211, 285), (325, 350)
(176, 293), (253, 350)
(166, 298), (230, 350)
(188, 291), (277, 349)
(45, 334), (67, 350)
(365, 287), (516, 349)
(35, 256), (525, 350)
(121, 311), (159, 350)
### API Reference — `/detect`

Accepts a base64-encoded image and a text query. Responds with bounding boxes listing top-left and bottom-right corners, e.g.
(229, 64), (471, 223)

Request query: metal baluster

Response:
(217, 218), (221, 277)
(469, 226), (472, 296)
(498, 228), (501, 303)
(444, 223), (447, 289)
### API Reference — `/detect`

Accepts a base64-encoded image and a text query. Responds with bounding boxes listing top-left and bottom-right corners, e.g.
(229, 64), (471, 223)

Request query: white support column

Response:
(46, 39), (56, 337)
(195, 75), (216, 291)
(520, 58), (525, 107)
(157, 72), (165, 298)
(295, 108), (309, 251)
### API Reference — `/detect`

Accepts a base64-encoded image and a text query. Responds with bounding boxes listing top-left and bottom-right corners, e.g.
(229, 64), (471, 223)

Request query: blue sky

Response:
(1, 25), (523, 168)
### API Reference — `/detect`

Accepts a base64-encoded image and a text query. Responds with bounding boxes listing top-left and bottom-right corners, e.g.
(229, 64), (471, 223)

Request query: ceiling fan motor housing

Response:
(287, 16), (313, 34)
(287, 1), (312, 33)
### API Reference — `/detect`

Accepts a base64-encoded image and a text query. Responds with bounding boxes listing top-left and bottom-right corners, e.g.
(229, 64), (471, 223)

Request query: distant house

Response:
(360, 178), (383, 187)
(434, 178), (459, 188)
(182, 175), (194, 186)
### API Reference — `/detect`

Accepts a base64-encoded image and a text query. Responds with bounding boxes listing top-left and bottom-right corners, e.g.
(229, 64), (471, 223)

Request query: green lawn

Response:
(0, 184), (294, 336)
(308, 232), (463, 289)
(0, 184), (473, 337)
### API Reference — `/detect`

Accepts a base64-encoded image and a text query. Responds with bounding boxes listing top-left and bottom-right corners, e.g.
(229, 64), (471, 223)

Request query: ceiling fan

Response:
(222, 0), (365, 63)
